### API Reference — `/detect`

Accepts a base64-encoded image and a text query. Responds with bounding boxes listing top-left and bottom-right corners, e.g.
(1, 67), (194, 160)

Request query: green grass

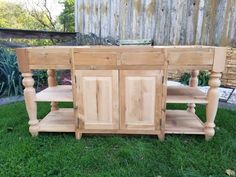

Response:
(0, 102), (235, 177)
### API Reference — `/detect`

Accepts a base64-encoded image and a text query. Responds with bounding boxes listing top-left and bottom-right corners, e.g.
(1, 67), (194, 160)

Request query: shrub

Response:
(0, 47), (23, 97)
(180, 71), (210, 86)
(0, 47), (49, 98)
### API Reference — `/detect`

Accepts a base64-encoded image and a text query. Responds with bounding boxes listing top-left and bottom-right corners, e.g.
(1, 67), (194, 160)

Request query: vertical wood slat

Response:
(76, 0), (236, 47)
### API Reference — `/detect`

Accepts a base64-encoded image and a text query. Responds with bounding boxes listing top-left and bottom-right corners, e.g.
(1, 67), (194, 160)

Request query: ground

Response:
(0, 102), (235, 177)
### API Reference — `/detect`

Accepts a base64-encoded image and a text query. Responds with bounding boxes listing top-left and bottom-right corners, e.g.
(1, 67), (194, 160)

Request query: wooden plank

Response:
(28, 48), (71, 66)
(110, 0), (120, 38)
(74, 52), (117, 66)
(165, 110), (205, 134)
(131, 0), (142, 39)
(78, 129), (160, 135)
(167, 86), (207, 104)
(121, 52), (164, 65)
(36, 85), (73, 102)
(100, 0), (110, 38)
(0, 28), (75, 39)
(77, 0), (84, 33)
(168, 51), (214, 65)
(39, 109), (75, 132)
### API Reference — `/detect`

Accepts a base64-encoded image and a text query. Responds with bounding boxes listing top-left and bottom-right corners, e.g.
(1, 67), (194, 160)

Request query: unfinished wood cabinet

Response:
(15, 46), (227, 141)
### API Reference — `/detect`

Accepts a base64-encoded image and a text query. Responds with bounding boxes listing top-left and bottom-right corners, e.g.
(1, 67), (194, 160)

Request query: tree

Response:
(59, 0), (75, 32)
(0, 0), (61, 31)
(0, 1), (39, 29)
(25, 0), (60, 31)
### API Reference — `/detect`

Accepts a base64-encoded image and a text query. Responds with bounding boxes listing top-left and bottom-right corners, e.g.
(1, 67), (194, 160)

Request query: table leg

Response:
(187, 70), (199, 113)
(205, 72), (221, 140)
(22, 73), (39, 136)
(47, 69), (58, 111)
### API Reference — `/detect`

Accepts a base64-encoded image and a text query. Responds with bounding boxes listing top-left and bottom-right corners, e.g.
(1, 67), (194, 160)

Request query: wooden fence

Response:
(75, 0), (236, 47)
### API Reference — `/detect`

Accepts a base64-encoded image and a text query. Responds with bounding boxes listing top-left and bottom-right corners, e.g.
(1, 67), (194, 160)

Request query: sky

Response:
(3, 0), (64, 19)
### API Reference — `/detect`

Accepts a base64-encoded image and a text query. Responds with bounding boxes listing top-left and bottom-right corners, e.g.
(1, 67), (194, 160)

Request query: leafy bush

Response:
(0, 47), (23, 97)
(0, 47), (49, 98)
(33, 70), (48, 91)
(180, 71), (210, 86)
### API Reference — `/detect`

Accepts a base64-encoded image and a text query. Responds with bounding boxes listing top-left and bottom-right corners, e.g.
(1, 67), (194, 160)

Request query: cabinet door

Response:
(120, 70), (163, 131)
(75, 70), (119, 130)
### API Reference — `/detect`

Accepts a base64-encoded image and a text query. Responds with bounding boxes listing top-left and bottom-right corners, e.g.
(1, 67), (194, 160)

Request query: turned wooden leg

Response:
(205, 72), (221, 140)
(75, 130), (82, 140)
(158, 132), (165, 141)
(47, 69), (58, 111)
(187, 70), (199, 113)
(22, 73), (39, 136)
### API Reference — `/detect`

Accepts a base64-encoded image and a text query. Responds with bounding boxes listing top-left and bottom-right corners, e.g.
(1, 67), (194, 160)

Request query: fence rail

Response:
(0, 28), (76, 40)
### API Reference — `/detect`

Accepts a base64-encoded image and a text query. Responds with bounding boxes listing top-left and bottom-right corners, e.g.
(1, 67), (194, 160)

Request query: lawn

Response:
(0, 102), (235, 177)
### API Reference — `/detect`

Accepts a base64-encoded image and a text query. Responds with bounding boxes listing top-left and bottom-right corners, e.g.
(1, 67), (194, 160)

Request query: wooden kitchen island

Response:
(16, 46), (226, 140)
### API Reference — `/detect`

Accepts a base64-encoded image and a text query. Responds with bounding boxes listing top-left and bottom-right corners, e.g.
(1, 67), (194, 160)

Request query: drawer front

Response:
(168, 51), (214, 66)
(120, 52), (165, 65)
(28, 48), (71, 67)
(74, 52), (117, 66)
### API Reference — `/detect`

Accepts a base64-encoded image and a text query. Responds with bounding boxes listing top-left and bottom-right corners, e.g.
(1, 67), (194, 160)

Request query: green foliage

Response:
(0, 1), (51, 30)
(59, 0), (75, 32)
(0, 47), (49, 98)
(198, 71), (210, 86)
(180, 72), (191, 85)
(0, 102), (235, 176)
(0, 47), (23, 97)
(180, 71), (210, 86)
(33, 70), (48, 91)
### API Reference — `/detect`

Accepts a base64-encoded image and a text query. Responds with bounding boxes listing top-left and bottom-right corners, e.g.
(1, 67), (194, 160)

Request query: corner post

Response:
(205, 47), (226, 140)
(22, 73), (39, 136)
(47, 69), (58, 111)
(187, 70), (199, 113)
(205, 72), (221, 140)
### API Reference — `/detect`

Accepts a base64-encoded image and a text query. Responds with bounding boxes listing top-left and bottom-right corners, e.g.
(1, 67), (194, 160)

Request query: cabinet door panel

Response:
(75, 70), (119, 130)
(120, 70), (163, 131)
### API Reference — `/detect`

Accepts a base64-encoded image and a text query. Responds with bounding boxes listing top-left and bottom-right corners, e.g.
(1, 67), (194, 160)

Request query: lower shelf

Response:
(39, 108), (75, 132)
(165, 110), (205, 135)
(167, 86), (207, 104)
(37, 109), (205, 135)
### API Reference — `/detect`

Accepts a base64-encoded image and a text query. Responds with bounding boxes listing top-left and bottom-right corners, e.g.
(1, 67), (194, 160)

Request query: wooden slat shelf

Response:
(36, 85), (73, 102)
(39, 108), (75, 132)
(165, 110), (205, 134)
(167, 86), (207, 104)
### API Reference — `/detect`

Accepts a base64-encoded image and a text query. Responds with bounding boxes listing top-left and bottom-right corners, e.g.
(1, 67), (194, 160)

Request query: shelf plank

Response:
(165, 110), (205, 134)
(36, 85), (73, 102)
(167, 86), (207, 103)
(39, 108), (75, 132)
